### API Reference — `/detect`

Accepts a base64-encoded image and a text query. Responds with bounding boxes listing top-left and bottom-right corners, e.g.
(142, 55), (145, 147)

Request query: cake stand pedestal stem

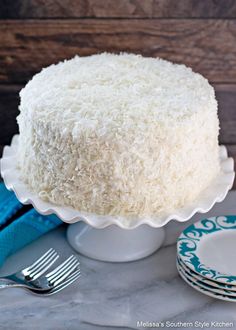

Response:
(67, 222), (165, 262)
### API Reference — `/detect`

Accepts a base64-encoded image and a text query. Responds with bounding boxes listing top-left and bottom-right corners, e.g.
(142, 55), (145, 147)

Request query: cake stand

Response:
(1, 135), (235, 262)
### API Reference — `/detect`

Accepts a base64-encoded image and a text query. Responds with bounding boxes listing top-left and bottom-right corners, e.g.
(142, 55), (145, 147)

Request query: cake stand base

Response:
(67, 222), (165, 262)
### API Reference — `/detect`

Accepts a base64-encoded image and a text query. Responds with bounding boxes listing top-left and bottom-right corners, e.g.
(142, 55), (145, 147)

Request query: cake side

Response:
(17, 53), (220, 217)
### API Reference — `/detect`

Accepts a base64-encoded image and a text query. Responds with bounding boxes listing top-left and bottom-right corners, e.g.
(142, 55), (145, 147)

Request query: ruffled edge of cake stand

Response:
(0, 135), (235, 229)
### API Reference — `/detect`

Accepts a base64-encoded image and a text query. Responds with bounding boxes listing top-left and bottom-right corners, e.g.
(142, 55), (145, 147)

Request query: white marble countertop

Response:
(1, 192), (236, 330)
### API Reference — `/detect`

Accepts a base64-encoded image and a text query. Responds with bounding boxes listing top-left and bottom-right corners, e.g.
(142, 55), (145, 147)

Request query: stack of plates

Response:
(177, 215), (236, 302)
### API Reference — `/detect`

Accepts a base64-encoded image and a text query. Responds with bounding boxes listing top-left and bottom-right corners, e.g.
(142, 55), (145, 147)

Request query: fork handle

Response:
(0, 278), (21, 289)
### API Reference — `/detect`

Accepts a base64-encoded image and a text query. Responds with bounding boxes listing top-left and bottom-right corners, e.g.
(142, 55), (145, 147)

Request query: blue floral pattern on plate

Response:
(177, 257), (236, 296)
(177, 260), (236, 302)
(177, 215), (236, 285)
(177, 256), (236, 291)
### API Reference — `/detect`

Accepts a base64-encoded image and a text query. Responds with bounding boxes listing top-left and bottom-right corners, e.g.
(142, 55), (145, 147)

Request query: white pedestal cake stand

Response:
(1, 135), (235, 262)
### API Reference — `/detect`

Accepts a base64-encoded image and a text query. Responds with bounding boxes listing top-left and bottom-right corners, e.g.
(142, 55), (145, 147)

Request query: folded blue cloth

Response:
(0, 183), (62, 266)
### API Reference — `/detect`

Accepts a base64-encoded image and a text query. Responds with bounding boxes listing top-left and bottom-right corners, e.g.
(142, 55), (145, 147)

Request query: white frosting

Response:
(17, 53), (220, 217)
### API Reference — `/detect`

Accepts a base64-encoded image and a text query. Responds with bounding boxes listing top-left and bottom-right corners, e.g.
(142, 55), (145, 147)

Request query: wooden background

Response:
(0, 0), (236, 187)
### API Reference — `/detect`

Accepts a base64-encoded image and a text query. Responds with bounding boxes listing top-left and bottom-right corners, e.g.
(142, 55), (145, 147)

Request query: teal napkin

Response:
(0, 183), (62, 266)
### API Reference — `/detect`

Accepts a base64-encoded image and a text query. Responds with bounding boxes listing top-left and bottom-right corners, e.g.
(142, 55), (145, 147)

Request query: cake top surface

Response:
(19, 53), (216, 136)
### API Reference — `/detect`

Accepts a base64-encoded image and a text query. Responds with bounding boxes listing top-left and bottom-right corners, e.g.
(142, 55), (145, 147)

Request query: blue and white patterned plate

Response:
(177, 258), (236, 297)
(177, 260), (236, 302)
(177, 216), (236, 285)
(177, 256), (236, 291)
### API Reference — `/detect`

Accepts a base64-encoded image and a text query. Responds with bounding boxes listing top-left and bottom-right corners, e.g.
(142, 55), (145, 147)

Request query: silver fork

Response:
(0, 249), (80, 292)
(29, 269), (81, 296)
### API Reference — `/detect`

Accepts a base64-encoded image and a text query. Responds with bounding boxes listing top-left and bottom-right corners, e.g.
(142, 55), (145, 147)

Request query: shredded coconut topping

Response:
(17, 53), (220, 217)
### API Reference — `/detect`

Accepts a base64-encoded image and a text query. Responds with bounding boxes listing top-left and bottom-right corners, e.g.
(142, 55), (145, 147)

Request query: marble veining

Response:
(0, 192), (236, 330)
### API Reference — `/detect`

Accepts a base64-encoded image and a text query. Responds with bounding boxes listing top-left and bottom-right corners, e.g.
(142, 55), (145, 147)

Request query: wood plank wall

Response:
(0, 0), (236, 187)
